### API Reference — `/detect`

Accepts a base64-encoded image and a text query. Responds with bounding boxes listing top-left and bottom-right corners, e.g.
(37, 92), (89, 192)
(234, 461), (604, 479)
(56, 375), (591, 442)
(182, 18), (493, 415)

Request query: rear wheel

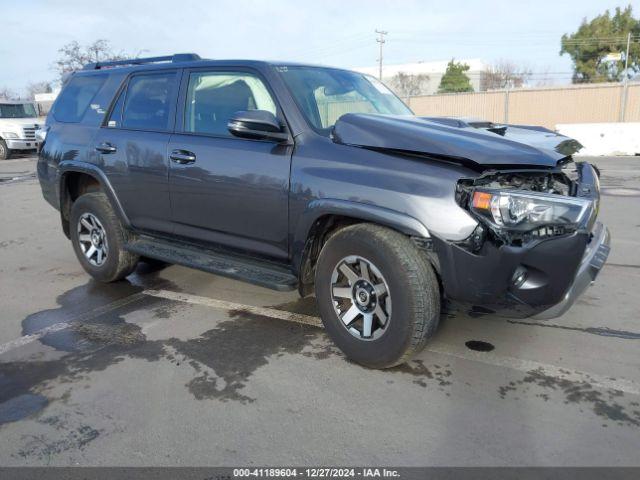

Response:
(315, 223), (440, 368)
(0, 139), (10, 160)
(70, 192), (139, 282)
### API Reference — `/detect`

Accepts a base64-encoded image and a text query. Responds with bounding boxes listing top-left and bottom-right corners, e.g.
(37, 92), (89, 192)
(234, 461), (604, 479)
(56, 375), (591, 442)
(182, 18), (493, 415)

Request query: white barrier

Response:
(556, 123), (640, 157)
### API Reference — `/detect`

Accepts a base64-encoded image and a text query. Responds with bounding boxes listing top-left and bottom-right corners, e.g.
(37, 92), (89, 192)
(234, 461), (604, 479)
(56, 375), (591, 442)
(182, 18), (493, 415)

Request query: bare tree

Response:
(480, 60), (532, 90)
(26, 81), (53, 100)
(54, 39), (131, 80)
(533, 66), (555, 88)
(388, 72), (430, 97)
(0, 86), (18, 100)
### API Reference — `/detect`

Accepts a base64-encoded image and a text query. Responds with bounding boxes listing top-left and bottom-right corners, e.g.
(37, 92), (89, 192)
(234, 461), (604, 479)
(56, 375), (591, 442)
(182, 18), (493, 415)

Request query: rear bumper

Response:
(533, 222), (610, 319)
(6, 139), (38, 150)
(37, 153), (59, 210)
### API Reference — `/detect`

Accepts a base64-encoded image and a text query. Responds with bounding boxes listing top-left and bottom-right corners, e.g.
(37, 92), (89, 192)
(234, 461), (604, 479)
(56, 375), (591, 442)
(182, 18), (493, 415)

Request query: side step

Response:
(125, 236), (298, 291)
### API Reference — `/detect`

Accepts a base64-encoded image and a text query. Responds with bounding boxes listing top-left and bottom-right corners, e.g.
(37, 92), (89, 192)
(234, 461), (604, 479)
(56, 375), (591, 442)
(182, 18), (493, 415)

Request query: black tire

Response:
(70, 192), (139, 282)
(0, 139), (10, 160)
(315, 223), (440, 369)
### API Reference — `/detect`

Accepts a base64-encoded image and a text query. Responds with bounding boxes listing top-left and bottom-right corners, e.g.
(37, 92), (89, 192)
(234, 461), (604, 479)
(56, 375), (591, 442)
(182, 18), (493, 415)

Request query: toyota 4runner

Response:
(38, 54), (610, 368)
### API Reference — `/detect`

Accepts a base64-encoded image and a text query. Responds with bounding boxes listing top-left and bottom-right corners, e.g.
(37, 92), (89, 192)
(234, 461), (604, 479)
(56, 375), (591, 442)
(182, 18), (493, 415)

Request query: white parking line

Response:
(0, 292), (147, 356)
(2, 287), (639, 396)
(0, 322), (71, 356)
(426, 343), (640, 395)
(143, 289), (323, 328)
(145, 289), (640, 396)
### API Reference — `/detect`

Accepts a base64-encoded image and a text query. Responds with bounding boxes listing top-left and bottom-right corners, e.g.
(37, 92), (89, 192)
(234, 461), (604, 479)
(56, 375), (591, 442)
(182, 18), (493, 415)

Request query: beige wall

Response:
(624, 84), (640, 122)
(405, 82), (640, 129)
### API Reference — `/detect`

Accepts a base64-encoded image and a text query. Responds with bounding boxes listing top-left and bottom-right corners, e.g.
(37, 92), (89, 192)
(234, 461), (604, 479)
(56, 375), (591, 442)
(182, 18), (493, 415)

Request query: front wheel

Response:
(315, 223), (440, 369)
(70, 192), (139, 282)
(0, 139), (10, 160)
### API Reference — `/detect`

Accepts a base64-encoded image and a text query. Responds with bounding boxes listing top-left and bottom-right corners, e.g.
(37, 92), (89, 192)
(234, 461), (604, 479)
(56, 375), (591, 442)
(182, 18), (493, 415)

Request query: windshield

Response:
(278, 66), (413, 134)
(0, 103), (37, 119)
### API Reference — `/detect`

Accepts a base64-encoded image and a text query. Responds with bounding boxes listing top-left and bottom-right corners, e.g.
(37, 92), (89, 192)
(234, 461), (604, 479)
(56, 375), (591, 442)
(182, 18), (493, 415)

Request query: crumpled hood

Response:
(332, 114), (581, 168)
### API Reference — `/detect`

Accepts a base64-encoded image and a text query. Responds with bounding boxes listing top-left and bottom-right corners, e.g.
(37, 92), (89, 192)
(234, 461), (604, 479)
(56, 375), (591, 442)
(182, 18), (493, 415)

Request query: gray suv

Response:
(38, 54), (610, 368)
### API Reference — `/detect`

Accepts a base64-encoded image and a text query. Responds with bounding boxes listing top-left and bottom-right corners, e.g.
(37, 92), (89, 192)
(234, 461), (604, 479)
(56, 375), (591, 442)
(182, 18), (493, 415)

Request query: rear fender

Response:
(58, 160), (131, 228)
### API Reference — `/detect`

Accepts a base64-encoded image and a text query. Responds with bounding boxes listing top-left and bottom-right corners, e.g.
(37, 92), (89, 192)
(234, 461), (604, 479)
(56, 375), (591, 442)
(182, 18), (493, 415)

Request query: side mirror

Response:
(227, 110), (289, 142)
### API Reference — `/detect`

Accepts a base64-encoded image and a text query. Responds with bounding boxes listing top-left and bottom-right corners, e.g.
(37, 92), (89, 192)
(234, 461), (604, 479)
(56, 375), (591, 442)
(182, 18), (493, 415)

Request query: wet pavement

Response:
(0, 155), (639, 466)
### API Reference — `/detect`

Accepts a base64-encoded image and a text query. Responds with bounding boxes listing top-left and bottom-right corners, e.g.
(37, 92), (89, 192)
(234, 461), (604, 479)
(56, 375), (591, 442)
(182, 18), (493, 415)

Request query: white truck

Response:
(0, 100), (43, 159)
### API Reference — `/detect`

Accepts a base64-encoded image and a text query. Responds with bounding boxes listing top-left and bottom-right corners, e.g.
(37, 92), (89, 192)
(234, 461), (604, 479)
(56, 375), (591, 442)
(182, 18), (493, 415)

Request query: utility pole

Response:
(504, 79), (512, 124)
(621, 32), (632, 122)
(624, 31), (632, 79)
(375, 29), (388, 80)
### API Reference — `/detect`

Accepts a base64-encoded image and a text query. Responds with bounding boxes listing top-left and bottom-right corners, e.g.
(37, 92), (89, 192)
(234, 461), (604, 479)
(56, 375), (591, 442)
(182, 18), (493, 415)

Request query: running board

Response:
(125, 236), (298, 291)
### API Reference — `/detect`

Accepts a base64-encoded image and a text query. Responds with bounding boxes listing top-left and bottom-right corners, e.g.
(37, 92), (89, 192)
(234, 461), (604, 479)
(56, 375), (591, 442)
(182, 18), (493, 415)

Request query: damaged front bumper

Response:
(533, 221), (610, 319)
(431, 221), (610, 319)
(431, 160), (610, 320)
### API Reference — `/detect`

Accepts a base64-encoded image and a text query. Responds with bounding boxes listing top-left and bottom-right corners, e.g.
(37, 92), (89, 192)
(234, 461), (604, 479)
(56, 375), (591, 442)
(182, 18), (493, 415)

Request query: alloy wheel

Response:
(77, 212), (108, 267)
(330, 255), (391, 340)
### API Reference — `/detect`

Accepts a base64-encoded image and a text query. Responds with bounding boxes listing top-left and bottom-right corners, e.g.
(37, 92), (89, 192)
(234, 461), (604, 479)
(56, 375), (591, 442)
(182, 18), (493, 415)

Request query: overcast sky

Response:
(2, 0), (639, 94)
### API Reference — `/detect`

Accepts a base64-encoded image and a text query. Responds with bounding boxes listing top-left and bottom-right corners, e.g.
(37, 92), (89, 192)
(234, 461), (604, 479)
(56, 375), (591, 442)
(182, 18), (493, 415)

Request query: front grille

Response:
(22, 127), (36, 140)
(509, 225), (574, 247)
(530, 225), (570, 238)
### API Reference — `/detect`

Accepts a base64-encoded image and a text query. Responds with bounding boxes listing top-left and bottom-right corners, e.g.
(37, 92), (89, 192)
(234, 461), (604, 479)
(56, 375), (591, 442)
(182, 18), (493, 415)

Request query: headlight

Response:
(2, 132), (19, 139)
(470, 189), (591, 231)
(35, 127), (48, 142)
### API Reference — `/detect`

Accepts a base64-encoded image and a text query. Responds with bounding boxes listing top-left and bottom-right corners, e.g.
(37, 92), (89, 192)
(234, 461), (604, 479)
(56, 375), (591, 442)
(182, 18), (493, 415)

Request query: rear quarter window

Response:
(51, 75), (107, 123)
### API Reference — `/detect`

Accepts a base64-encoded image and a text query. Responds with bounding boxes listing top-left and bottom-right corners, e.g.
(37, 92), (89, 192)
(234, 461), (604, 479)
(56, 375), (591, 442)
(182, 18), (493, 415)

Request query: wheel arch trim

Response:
(292, 198), (430, 272)
(58, 161), (131, 228)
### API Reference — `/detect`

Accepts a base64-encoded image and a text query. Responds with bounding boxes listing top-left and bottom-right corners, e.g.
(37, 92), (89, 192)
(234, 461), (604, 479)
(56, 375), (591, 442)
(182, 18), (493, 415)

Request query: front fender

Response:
(291, 198), (430, 272)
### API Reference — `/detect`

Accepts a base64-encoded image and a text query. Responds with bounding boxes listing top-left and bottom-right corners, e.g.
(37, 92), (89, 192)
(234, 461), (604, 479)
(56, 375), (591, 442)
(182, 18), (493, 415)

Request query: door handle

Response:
(170, 150), (196, 164)
(95, 142), (117, 154)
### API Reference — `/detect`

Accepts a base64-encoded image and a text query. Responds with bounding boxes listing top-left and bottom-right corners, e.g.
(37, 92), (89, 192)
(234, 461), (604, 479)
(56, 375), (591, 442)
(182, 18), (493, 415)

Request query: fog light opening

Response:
(512, 266), (528, 288)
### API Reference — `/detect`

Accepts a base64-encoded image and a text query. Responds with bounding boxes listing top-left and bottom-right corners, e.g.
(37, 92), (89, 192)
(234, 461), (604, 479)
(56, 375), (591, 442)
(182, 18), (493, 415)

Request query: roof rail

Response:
(83, 53), (201, 70)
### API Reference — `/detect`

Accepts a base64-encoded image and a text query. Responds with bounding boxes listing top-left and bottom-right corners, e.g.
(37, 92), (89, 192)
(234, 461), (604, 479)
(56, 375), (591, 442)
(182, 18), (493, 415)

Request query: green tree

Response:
(560, 5), (640, 83)
(438, 60), (473, 93)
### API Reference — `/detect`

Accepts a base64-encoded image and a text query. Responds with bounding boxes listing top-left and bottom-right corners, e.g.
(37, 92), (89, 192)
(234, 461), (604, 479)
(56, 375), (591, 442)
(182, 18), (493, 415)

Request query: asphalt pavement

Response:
(0, 154), (639, 466)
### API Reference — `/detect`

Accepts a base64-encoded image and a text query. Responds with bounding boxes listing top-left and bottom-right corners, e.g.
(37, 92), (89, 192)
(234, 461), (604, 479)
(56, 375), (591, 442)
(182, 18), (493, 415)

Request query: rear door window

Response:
(121, 73), (177, 131)
(51, 75), (107, 123)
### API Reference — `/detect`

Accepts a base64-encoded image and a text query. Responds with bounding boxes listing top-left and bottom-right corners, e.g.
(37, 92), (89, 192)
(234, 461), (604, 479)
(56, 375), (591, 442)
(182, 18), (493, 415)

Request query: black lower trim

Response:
(125, 235), (298, 291)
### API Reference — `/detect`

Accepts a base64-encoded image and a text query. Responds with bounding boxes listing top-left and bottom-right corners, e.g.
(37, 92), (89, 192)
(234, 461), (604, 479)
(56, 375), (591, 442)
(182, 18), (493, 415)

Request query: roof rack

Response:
(83, 53), (201, 70)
